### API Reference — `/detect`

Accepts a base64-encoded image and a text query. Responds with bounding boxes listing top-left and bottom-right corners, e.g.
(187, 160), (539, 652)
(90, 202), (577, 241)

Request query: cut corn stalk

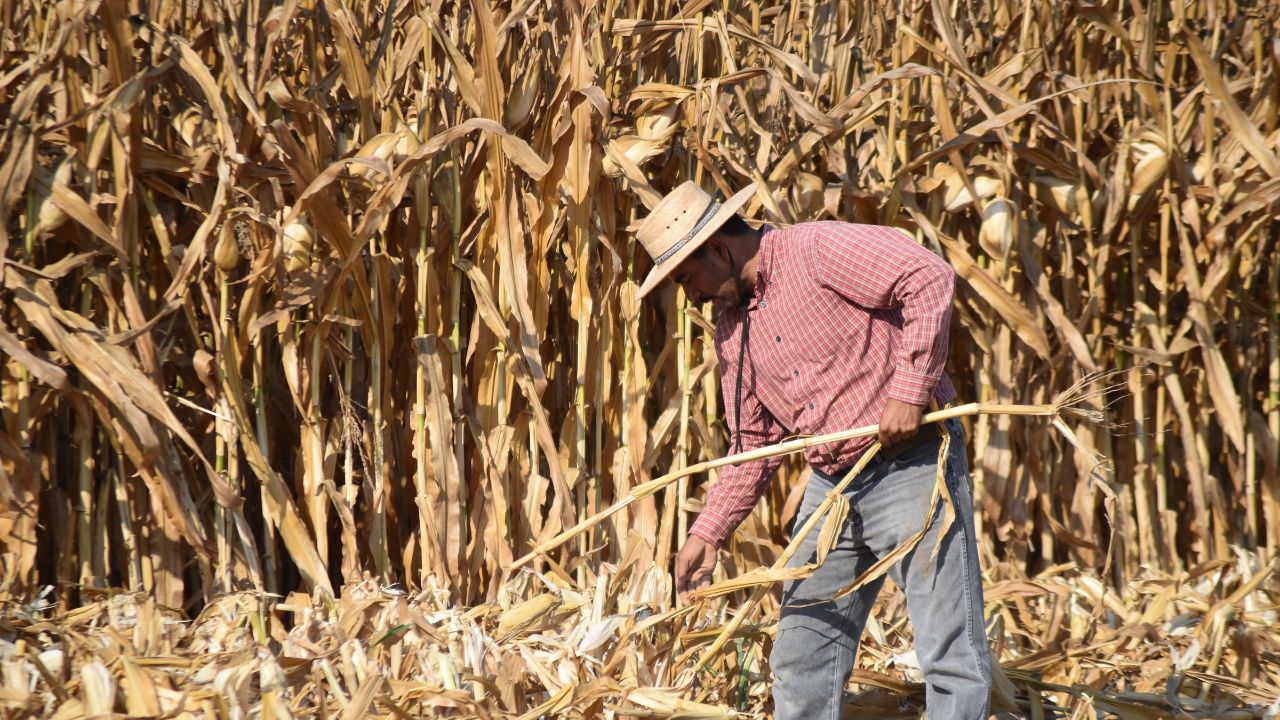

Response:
(515, 372), (1114, 568)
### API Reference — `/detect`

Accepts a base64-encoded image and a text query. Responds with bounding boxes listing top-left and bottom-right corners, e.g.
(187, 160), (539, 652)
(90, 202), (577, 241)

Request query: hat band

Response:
(653, 199), (721, 265)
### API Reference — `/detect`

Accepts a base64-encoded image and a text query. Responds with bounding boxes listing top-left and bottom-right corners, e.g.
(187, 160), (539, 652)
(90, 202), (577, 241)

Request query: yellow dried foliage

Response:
(1, 0), (1278, 716)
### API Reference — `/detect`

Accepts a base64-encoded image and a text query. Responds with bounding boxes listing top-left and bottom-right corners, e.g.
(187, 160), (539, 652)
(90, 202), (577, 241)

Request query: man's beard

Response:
(710, 277), (750, 309)
(708, 253), (747, 310)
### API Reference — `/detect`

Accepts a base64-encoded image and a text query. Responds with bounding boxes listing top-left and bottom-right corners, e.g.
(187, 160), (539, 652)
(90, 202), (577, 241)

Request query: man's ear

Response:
(707, 234), (733, 265)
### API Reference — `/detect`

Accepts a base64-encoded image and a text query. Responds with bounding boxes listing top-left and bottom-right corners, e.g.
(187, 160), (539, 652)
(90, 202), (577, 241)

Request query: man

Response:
(634, 181), (992, 719)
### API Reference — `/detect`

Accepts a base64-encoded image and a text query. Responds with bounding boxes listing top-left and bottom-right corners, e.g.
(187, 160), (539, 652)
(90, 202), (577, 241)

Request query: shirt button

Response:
(808, 402), (815, 410)
(761, 300), (768, 308)
(793, 369), (800, 377)
(775, 335), (781, 343)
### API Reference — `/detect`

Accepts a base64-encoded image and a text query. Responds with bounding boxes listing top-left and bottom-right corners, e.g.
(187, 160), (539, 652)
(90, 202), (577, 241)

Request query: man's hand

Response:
(674, 535), (717, 604)
(878, 398), (924, 448)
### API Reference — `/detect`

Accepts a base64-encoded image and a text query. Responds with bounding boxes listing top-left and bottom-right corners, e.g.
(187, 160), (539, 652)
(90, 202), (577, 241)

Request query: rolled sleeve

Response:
(690, 333), (786, 547)
(887, 367), (937, 406)
(689, 454), (783, 547)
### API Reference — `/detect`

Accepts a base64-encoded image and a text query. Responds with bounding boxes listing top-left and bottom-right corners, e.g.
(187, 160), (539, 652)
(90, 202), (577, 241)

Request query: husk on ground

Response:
(2, 553), (1277, 717)
(1, 0), (1280, 716)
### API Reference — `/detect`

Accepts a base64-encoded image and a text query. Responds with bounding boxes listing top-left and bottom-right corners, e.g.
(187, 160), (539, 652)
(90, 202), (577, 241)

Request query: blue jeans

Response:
(769, 419), (992, 719)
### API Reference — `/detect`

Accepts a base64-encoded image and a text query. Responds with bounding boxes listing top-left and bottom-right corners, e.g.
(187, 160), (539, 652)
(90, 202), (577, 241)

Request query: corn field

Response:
(1, 0), (1279, 717)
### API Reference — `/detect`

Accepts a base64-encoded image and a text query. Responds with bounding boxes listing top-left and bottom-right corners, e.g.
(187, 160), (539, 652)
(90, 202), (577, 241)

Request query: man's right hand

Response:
(674, 535), (718, 604)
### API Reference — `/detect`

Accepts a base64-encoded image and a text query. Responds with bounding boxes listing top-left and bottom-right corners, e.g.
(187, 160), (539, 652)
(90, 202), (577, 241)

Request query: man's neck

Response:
(735, 226), (764, 294)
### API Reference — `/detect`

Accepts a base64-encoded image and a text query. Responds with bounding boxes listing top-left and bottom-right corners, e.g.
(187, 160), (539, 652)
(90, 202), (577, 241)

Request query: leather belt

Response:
(880, 427), (940, 459)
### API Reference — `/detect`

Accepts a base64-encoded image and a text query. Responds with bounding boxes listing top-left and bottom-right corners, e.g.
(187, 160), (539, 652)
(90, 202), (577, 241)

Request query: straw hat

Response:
(635, 181), (757, 299)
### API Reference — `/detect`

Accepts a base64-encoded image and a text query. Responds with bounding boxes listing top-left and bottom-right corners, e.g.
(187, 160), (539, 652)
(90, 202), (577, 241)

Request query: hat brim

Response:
(637, 183), (757, 300)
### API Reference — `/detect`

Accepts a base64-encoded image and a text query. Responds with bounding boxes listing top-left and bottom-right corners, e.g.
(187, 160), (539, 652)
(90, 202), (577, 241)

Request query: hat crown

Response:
(635, 181), (720, 263)
(631, 180), (755, 299)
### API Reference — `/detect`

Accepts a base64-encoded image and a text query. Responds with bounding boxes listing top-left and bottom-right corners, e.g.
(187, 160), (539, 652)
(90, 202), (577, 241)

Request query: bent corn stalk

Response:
(513, 372), (1116, 567)
(676, 376), (1115, 672)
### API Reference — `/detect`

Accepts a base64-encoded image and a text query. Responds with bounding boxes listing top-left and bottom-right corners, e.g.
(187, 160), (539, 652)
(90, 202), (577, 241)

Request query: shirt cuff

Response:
(887, 366), (937, 406)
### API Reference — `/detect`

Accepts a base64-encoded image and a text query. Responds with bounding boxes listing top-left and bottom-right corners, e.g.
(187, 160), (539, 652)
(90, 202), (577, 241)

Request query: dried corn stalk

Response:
(1, 0), (1278, 716)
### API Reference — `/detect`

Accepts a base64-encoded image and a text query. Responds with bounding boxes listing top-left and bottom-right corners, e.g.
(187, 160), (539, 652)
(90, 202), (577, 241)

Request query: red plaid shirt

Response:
(688, 221), (958, 547)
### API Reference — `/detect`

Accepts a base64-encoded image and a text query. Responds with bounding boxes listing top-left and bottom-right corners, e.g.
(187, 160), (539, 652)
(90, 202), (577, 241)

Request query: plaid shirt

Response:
(688, 221), (958, 547)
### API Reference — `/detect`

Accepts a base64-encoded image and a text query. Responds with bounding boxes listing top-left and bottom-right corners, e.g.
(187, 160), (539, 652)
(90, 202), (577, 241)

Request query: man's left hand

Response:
(878, 398), (924, 448)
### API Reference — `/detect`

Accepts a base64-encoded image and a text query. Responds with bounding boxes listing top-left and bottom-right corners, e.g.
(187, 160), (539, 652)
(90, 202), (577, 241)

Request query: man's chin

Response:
(715, 290), (750, 308)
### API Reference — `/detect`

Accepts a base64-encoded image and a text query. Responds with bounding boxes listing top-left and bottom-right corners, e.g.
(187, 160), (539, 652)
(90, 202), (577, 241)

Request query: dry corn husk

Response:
(496, 592), (562, 637)
(628, 689), (738, 718)
(37, 648), (64, 678)
(80, 661), (116, 716)
(791, 171), (826, 213)
(352, 130), (419, 178)
(603, 104), (680, 177)
(1129, 139), (1168, 205)
(30, 152), (75, 237)
(944, 173), (1004, 211)
(505, 62), (542, 129)
(1033, 175), (1085, 215)
(979, 196), (1018, 261)
(282, 219), (315, 272)
(192, 348), (216, 397)
(171, 104), (211, 148)
(213, 222), (240, 271)
(355, 132), (400, 165)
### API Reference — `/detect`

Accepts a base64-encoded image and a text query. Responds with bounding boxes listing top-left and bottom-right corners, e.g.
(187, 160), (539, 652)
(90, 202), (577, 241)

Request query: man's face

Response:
(670, 237), (743, 308)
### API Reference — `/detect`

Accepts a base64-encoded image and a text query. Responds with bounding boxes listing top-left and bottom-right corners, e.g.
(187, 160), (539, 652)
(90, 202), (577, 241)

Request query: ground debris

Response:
(2, 553), (1276, 719)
